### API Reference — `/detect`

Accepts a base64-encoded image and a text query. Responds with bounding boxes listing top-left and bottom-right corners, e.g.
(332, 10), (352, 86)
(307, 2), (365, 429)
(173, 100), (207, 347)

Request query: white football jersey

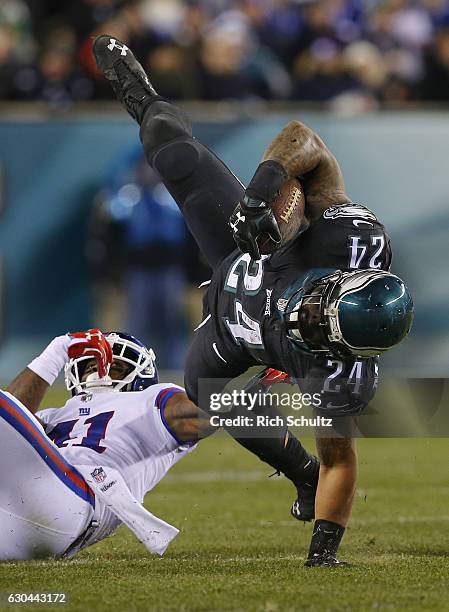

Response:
(36, 383), (195, 547)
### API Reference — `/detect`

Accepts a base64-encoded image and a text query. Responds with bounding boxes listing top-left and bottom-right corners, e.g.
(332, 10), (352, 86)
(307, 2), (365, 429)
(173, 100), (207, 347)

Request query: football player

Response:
(0, 329), (212, 560)
(93, 36), (414, 567)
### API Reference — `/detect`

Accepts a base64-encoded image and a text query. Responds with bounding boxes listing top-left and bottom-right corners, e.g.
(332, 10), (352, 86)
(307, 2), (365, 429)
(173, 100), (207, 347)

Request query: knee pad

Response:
(140, 100), (192, 165)
(140, 102), (200, 182)
(151, 139), (201, 182)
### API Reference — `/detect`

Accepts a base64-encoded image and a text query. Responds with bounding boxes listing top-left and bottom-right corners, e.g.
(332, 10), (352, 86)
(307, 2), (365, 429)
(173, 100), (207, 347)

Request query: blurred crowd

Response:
(87, 145), (208, 369)
(2, 0), (449, 110)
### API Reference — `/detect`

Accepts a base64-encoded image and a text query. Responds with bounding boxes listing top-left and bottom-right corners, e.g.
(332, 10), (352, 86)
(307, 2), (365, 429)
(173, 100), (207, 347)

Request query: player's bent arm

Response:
(164, 392), (216, 442)
(6, 334), (73, 415)
(262, 121), (349, 220)
(6, 367), (49, 415)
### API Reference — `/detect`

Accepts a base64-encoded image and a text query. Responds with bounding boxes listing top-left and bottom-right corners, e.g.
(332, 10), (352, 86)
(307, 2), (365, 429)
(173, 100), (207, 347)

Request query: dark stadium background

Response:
(1, 2), (449, 611)
(0, 0), (448, 380)
(0, 0), (448, 441)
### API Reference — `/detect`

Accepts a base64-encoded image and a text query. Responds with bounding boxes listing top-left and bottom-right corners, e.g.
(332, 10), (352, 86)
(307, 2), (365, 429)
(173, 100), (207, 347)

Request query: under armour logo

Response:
(230, 211), (246, 232)
(292, 501), (300, 516)
(107, 38), (128, 56)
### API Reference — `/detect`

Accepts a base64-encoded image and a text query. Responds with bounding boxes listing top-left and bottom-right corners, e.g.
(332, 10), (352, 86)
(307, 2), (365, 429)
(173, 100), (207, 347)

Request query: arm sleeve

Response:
(139, 383), (185, 412)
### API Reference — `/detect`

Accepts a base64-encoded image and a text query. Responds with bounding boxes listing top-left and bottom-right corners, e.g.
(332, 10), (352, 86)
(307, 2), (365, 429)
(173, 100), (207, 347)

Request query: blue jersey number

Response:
(47, 412), (114, 454)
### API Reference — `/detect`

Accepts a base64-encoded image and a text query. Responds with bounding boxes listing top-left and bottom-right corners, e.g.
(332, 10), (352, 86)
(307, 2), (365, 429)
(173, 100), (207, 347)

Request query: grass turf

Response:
(1, 390), (448, 611)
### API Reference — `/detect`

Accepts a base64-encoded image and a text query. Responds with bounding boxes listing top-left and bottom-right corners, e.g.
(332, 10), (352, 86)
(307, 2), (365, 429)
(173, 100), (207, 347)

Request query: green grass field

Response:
(1, 391), (449, 611)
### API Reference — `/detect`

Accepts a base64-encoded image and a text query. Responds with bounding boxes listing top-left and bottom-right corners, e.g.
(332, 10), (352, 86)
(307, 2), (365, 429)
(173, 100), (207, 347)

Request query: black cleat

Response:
(304, 554), (351, 568)
(290, 456), (319, 522)
(93, 35), (158, 124)
(291, 481), (316, 523)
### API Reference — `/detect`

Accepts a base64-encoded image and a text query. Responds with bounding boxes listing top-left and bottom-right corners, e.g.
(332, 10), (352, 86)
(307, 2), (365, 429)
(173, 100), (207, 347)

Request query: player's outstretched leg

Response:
(301, 436), (356, 567)
(240, 368), (320, 522)
(93, 35), (243, 269)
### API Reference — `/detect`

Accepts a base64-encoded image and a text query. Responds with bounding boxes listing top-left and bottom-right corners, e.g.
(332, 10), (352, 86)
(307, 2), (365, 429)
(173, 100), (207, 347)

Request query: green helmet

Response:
(284, 269), (414, 358)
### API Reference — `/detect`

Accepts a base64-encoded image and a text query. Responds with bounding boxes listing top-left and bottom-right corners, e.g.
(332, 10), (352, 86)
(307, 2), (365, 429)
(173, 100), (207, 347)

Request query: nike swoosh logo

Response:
(212, 342), (227, 363)
(353, 220), (373, 228)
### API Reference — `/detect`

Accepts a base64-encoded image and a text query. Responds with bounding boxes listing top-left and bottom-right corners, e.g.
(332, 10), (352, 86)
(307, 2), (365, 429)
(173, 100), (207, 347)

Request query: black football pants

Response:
(138, 99), (309, 478)
(139, 99), (244, 271)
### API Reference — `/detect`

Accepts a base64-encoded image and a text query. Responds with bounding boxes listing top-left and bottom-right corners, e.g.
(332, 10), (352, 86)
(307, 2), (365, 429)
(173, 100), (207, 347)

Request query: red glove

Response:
(243, 367), (292, 394)
(258, 368), (292, 387)
(68, 328), (113, 378)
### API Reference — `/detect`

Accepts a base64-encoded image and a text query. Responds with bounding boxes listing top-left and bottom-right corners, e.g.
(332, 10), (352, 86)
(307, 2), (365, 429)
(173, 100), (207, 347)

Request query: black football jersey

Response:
(188, 204), (392, 414)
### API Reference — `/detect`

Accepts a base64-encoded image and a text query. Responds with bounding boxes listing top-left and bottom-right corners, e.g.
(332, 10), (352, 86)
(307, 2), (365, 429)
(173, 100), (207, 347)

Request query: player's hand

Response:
(230, 196), (281, 260)
(230, 160), (287, 259)
(68, 328), (113, 378)
(243, 367), (292, 395)
(258, 368), (292, 387)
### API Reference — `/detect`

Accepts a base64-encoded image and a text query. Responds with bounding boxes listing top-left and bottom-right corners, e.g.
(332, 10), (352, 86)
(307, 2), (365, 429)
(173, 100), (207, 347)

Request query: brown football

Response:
(258, 177), (308, 255)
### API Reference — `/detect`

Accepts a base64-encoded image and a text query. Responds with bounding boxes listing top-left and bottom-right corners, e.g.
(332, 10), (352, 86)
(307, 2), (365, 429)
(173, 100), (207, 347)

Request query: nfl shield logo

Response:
(91, 467), (107, 483)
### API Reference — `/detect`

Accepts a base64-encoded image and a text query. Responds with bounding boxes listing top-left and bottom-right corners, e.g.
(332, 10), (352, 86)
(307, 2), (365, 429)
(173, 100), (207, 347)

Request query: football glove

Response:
(229, 196), (281, 261)
(68, 328), (113, 378)
(243, 367), (292, 395)
(229, 160), (287, 260)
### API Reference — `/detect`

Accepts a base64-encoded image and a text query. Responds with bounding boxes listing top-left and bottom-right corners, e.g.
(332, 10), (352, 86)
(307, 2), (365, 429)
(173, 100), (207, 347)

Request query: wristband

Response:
(245, 160), (288, 203)
(28, 335), (71, 385)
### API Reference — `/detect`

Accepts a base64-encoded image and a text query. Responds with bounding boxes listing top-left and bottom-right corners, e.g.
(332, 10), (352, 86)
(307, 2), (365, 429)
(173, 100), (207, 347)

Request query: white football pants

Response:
(0, 390), (94, 560)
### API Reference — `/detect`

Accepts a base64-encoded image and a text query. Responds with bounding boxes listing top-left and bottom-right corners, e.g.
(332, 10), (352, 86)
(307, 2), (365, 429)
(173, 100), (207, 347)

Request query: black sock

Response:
(282, 433), (320, 489)
(307, 519), (345, 560)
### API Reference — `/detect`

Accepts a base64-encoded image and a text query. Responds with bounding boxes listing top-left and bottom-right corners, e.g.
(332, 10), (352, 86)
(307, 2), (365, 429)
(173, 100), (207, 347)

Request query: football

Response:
(258, 177), (308, 255)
